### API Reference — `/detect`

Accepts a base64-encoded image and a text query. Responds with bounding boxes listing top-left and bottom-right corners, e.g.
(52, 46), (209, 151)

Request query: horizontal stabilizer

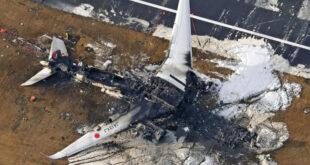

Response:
(49, 37), (69, 60)
(21, 68), (53, 86)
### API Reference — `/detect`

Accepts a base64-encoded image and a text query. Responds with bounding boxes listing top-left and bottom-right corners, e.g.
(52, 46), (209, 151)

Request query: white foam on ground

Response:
(144, 64), (160, 72)
(249, 0), (280, 12)
(218, 45), (280, 103)
(210, 44), (301, 152)
(125, 17), (150, 30)
(257, 154), (277, 165)
(297, 0), (310, 21)
(97, 13), (112, 24)
(153, 24), (310, 79)
(213, 46), (300, 152)
(72, 4), (94, 17)
(248, 82), (301, 113)
(153, 24), (302, 157)
(217, 104), (247, 120)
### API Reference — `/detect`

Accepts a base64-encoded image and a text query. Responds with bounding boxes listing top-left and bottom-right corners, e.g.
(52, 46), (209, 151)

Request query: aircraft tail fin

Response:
(156, 0), (192, 91)
(21, 37), (69, 86)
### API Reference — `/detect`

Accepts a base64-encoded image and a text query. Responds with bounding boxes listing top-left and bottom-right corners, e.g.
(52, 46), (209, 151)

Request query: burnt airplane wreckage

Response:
(21, 0), (256, 161)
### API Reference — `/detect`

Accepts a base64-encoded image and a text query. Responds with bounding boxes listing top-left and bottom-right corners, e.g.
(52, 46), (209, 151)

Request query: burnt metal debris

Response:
(42, 49), (256, 160)
(5, 30), (258, 162)
(9, 33), (258, 162)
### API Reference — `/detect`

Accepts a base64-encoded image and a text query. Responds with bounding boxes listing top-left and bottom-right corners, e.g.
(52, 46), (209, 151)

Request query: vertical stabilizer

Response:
(156, 0), (192, 91)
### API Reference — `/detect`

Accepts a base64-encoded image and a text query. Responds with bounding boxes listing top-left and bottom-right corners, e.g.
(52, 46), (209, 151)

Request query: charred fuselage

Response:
(49, 56), (256, 158)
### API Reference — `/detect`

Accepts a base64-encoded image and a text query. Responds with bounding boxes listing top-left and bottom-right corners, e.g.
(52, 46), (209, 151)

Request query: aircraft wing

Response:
(21, 67), (53, 86)
(156, 0), (192, 91)
(49, 105), (142, 159)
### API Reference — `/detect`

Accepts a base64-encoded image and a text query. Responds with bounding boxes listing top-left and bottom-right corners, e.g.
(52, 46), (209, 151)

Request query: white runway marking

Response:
(130, 0), (310, 51)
